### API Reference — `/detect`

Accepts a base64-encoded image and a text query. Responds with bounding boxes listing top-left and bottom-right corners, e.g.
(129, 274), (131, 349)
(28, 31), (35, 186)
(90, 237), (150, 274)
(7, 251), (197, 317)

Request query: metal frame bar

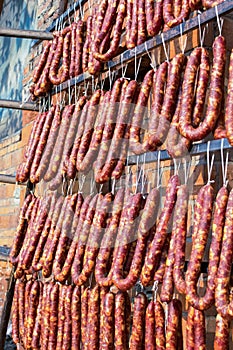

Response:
(128, 138), (232, 165)
(0, 28), (53, 40)
(0, 100), (39, 111)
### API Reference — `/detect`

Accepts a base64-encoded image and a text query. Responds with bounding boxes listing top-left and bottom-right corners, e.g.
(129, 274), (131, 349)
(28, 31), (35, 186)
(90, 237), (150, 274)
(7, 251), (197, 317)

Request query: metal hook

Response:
(161, 32), (169, 62)
(207, 141), (215, 184)
(134, 47), (142, 81)
(220, 138), (229, 187)
(179, 23), (187, 54)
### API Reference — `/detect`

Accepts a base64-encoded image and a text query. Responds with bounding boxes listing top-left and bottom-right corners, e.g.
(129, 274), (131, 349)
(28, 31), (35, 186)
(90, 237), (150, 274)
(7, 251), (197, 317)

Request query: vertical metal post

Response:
(0, 181), (33, 349)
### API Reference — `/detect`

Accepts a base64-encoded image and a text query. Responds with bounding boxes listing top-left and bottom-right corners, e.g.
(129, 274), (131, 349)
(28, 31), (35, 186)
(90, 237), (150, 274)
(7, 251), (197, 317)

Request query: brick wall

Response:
(0, 0), (233, 346)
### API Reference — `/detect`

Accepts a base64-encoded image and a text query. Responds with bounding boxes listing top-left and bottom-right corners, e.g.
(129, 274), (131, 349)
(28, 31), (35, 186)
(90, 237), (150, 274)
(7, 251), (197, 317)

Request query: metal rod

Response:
(127, 138), (232, 165)
(51, 0), (233, 94)
(0, 267), (15, 350)
(0, 27), (53, 40)
(0, 99), (39, 111)
(0, 174), (26, 185)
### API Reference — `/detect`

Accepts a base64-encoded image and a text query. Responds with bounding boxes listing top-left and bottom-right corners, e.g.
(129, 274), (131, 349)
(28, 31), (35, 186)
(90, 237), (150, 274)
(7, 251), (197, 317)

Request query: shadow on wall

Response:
(0, 0), (37, 141)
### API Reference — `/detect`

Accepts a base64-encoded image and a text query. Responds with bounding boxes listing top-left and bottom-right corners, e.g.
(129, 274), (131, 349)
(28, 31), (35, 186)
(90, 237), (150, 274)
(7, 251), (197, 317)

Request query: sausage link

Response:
(94, 0), (126, 62)
(115, 291), (127, 350)
(145, 0), (163, 37)
(53, 193), (82, 282)
(67, 99), (89, 179)
(62, 96), (87, 176)
(44, 104), (75, 182)
(179, 36), (226, 141)
(17, 112), (47, 183)
(94, 78), (124, 183)
(153, 233), (170, 283)
(165, 299), (182, 349)
(18, 280), (26, 345)
(161, 184), (189, 301)
(56, 284), (66, 350)
(99, 287), (110, 350)
(75, 20), (84, 76)
(38, 195), (64, 272)
(30, 105), (56, 183)
(194, 309), (206, 350)
(76, 90), (102, 170)
(56, 194), (92, 282)
(141, 175), (180, 286)
(62, 285), (73, 350)
(137, 0), (147, 45)
(215, 188), (233, 318)
(166, 85), (191, 158)
(163, 0), (190, 28)
(69, 22), (77, 78)
(188, 186), (228, 310)
(35, 104), (62, 182)
(172, 185), (189, 295)
(31, 193), (57, 272)
(146, 53), (186, 150)
(129, 292), (147, 350)
(23, 195), (53, 270)
(78, 91), (111, 174)
(154, 300), (166, 350)
(214, 313), (230, 350)
(26, 280), (40, 349)
(47, 283), (59, 350)
(77, 193), (113, 285)
(202, 0), (224, 9)
(12, 280), (20, 345)
(101, 292), (115, 350)
(145, 300), (155, 350)
(81, 286), (89, 348)
(87, 285), (100, 350)
(127, 0), (138, 49)
(82, 16), (93, 72)
(31, 281), (43, 349)
(10, 193), (33, 265)
(185, 184), (215, 309)
(186, 305), (195, 350)
(99, 81), (138, 182)
(33, 41), (51, 83)
(112, 193), (143, 290)
(225, 48), (233, 146)
(71, 285), (81, 350)
(42, 196), (69, 277)
(129, 70), (154, 155)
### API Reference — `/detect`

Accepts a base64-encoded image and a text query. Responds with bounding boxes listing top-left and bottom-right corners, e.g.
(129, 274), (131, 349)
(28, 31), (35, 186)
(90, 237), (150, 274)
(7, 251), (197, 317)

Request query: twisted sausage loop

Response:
(145, 53), (186, 152)
(163, 0), (190, 28)
(141, 174), (180, 286)
(98, 80), (138, 182)
(185, 184), (218, 310)
(95, 188), (125, 287)
(179, 36), (226, 141)
(145, 0), (163, 37)
(113, 188), (160, 291)
(186, 186), (227, 310)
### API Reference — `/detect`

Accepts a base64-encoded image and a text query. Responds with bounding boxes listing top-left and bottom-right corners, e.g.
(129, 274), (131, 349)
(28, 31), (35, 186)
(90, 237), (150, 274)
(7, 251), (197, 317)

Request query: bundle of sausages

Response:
(19, 36), (231, 190)
(12, 277), (185, 349)
(30, 0), (225, 98)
